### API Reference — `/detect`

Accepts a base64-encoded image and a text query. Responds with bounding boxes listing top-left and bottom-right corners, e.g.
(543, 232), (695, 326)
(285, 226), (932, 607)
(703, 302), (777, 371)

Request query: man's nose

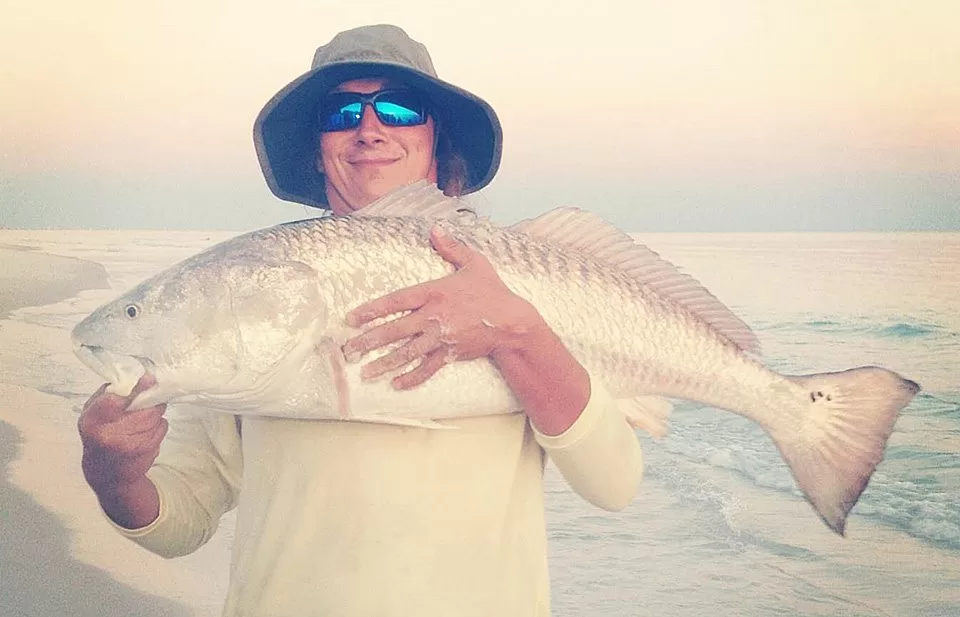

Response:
(355, 104), (386, 142)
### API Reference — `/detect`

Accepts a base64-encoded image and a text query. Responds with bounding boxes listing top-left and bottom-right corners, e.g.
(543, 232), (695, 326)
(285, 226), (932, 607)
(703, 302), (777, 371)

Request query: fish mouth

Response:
(75, 344), (156, 398)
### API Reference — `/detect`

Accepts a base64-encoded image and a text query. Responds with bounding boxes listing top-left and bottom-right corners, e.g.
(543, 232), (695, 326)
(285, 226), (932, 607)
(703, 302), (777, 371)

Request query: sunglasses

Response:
(317, 89), (430, 132)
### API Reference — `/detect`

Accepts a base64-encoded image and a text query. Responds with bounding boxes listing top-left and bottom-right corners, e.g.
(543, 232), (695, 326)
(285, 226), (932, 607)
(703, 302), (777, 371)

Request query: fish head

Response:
(72, 250), (329, 412)
(71, 261), (247, 409)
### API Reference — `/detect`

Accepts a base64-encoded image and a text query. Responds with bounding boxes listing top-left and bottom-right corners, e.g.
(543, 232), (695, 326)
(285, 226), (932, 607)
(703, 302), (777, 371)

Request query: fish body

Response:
(72, 181), (919, 534)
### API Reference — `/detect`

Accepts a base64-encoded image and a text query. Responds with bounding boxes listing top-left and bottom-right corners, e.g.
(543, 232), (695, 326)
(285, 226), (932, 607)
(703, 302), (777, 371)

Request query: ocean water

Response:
(2, 230), (958, 616)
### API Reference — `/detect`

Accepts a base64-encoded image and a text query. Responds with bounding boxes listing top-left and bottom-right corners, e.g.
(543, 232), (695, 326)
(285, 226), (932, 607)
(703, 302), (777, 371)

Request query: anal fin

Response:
(619, 395), (673, 438)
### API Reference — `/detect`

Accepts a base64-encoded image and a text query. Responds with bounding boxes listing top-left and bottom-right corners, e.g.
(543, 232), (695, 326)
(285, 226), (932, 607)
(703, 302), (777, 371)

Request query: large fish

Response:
(72, 181), (919, 534)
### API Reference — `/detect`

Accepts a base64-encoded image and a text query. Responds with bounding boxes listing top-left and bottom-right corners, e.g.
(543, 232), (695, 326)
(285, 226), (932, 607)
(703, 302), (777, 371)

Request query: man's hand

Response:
(343, 225), (540, 389)
(78, 375), (166, 527)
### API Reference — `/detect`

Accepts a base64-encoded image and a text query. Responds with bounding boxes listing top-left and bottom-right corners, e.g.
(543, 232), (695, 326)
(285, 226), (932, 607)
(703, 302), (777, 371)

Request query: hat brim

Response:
(254, 62), (502, 208)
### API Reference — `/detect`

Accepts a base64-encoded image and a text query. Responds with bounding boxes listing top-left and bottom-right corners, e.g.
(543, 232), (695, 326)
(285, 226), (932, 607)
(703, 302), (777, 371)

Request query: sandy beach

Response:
(0, 241), (231, 617)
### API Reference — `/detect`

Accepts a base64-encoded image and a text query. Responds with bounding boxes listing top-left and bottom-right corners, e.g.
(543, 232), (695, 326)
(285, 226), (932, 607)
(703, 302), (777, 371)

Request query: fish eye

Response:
(124, 304), (141, 319)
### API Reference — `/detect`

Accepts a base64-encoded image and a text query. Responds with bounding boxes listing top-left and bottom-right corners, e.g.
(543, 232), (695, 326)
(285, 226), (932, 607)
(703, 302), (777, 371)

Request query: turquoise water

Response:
(2, 231), (958, 616)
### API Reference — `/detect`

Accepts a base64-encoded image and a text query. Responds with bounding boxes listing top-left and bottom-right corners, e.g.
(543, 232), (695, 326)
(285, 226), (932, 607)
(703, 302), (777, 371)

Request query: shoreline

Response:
(0, 245), (110, 316)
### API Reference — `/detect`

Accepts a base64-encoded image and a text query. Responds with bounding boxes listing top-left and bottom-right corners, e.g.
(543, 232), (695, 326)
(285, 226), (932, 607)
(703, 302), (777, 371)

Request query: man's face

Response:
(319, 78), (438, 215)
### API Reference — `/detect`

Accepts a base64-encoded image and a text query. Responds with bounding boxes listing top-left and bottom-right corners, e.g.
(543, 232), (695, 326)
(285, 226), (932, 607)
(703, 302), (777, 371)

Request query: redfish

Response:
(72, 181), (919, 534)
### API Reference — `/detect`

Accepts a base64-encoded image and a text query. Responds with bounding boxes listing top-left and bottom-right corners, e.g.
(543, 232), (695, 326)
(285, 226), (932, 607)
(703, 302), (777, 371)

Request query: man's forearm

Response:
(491, 316), (591, 436)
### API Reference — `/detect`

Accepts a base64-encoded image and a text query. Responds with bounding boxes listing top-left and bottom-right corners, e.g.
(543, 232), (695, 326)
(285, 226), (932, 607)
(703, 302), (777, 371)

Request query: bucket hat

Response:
(254, 24), (502, 208)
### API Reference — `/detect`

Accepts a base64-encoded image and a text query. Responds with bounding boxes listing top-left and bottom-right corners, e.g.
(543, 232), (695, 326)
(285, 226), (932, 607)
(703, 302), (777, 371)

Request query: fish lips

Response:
(75, 344), (159, 404)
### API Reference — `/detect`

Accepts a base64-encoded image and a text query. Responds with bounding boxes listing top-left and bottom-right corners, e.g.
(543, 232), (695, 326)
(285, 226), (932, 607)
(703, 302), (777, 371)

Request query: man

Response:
(79, 24), (643, 616)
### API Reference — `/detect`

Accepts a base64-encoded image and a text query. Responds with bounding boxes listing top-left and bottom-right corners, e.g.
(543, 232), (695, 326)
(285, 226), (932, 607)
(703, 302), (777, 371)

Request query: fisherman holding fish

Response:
(77, 24), (646, 616)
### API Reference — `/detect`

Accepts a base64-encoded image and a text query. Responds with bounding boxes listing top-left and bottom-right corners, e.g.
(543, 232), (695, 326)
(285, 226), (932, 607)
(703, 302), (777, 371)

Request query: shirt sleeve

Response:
(106, 404), (244, 558)
(532, 377), (643, 511)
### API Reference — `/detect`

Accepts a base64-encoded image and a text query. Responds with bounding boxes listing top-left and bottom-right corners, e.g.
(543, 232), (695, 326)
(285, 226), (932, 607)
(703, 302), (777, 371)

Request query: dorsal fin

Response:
(355, 180), (466, 219)
(511, 208), (761, 355)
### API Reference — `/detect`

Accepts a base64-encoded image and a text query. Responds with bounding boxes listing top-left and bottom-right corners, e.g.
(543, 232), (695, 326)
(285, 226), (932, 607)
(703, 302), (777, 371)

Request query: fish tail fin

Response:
(619, 396), (673, 439)
(774, 367), (919, 536)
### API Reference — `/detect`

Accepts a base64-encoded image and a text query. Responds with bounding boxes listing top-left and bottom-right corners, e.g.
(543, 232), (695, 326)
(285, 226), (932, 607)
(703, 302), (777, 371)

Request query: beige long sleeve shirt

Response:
(113, 379), (643, 617)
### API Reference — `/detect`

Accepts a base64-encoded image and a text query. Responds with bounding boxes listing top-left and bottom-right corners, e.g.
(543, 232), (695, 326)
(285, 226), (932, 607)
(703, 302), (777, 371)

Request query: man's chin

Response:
(333, 173), (435, 212)
(359, 179), (421, 207)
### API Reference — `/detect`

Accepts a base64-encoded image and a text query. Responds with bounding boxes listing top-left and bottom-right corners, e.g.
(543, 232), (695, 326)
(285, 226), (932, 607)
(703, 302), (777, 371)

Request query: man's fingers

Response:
(82, 384), (110, 410)
(114, 421), (167, 457)
(430, 226), (473, 269)
(344, 311), (427, 359)
(347, 285), (429, 327)
(391, 348), (449, 390)
(81, 385), (130, 421)
(360, 331), (440, 380)
(115, 406), (168, 435)
(80, 404), (166, 446)
(81, 373), (159, 423)
(87, 414), (167, 457)
(129, 373), (158, 396)
(139, 418), (169, 453)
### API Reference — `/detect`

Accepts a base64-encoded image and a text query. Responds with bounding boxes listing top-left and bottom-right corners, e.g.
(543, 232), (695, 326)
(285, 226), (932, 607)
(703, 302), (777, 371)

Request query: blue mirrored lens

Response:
(374, 101), (424, 126)
(320, 102), (363, 132)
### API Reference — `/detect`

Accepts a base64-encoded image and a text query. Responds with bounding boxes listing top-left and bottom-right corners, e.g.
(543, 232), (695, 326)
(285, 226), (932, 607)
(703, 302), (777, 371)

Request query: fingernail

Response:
(343, 346), (362, 363)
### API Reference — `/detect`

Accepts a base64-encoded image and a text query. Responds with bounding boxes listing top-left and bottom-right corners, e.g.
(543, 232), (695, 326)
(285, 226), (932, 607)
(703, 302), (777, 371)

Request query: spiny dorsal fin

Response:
(355, 180), (467, 220)
(511, 208), (761, 355)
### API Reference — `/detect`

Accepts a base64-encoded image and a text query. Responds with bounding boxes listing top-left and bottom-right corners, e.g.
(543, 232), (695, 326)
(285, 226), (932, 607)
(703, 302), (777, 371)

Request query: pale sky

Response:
(2, 0), (958, 231)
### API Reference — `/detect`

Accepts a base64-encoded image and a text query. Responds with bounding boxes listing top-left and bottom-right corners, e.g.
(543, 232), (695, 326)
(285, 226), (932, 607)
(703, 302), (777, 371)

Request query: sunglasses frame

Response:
(317, 89), (430, 132)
